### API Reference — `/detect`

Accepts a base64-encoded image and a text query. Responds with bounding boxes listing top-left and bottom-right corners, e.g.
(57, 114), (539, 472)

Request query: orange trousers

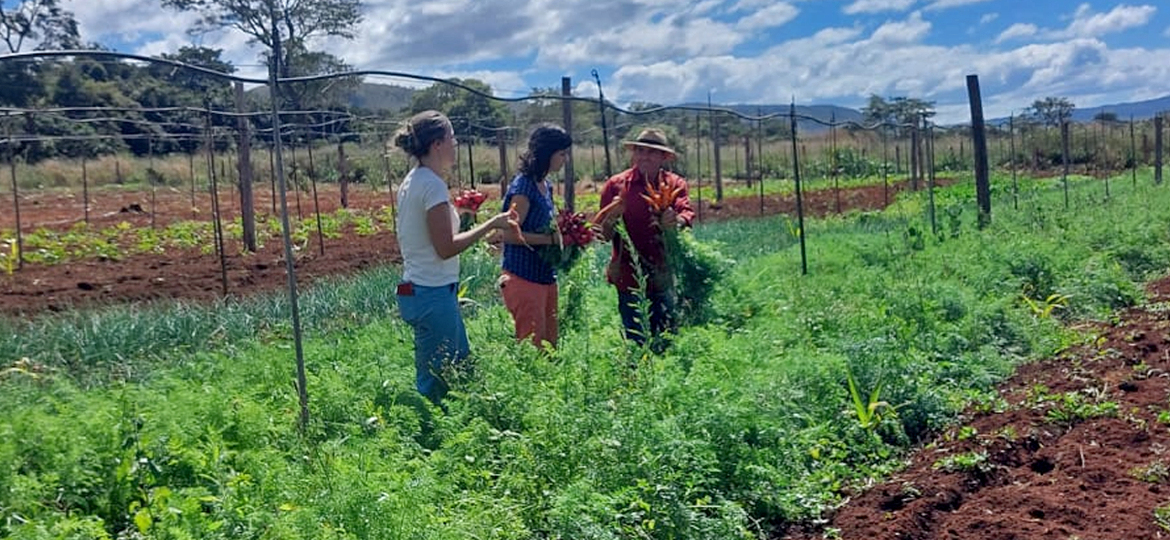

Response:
(499, 271), (558, 348)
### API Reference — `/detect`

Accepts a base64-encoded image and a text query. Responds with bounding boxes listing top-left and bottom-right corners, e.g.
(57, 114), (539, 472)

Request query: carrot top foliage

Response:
(3, 169), (1170, 539)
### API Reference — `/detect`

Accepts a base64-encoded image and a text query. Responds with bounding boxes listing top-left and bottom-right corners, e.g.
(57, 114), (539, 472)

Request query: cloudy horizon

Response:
(58, 0), (1170, 124)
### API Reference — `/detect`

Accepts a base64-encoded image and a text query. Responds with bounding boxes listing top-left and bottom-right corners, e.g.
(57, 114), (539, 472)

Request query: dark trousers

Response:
(617, 290), (676, 346)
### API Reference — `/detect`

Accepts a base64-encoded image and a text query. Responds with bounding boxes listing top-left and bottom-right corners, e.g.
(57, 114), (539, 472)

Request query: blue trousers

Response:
(617, 290), (677, 346)
(397, 283), (470, 405)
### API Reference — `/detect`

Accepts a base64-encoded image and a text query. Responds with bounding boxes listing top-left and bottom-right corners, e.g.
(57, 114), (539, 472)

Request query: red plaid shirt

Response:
(600, 168), (695, 293)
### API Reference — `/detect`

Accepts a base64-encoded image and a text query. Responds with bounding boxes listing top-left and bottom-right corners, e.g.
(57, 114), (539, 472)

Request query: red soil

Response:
(783, 276), (1170, 540)
(0, 177), (920, 316)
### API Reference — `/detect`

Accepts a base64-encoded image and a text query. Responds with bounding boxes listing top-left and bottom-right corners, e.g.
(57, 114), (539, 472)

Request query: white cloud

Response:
(731, 0), (775, 11)
(535, 12), (744, 68)
(1164, 25), (1170, 37)
(1057, 3), (1156, 39)
(870, 11), (931, 44)
(429, 70), (529, 98)
(735, 3), (799, 31)
(46, 0), (1170, 128)
(65, 0), (200, 45)
(995, 23), (1038, 44)
(923, 0), (993, 11)
(843, 0), (917, 15)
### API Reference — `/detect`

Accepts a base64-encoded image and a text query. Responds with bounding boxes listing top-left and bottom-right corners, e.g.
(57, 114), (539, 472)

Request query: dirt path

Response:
(784, 275), (1170, 540)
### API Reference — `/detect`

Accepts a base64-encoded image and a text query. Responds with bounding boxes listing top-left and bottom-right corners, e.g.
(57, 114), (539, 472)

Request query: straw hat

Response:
(622, 128), (676, 156)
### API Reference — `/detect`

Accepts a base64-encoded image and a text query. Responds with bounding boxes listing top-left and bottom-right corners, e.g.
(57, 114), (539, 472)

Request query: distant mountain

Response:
(347, 83), (414, 112)
(985, 94), (1170, 126)
(249, 82), (416, 112)
(1070, 95), (1170, 122)
(681, 103), (863, 133)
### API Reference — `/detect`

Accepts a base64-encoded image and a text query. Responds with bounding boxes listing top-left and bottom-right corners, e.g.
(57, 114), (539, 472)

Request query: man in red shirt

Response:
(597, 128), (696, 348)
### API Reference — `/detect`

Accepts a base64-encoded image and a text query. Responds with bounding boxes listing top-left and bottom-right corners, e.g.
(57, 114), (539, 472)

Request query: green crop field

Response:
(2, 169), (1169, 539)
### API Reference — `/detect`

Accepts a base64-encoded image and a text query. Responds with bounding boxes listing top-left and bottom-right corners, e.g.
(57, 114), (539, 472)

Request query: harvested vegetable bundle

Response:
(539, 209), (596, 271)
(453, 189), (488, 231)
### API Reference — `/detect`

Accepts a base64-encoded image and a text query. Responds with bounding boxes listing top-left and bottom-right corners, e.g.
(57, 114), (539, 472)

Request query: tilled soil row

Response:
(785, 276), (1170, 540)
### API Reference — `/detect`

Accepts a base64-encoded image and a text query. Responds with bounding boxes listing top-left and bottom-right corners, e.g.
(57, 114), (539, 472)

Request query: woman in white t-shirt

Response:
(393, 110), (515, 406)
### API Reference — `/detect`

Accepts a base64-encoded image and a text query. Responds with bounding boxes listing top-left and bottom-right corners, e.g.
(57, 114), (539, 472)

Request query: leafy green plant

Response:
(1130, 461), (1170, 484)
(1155, 504), (1170, 532)
(932, 451), (990, 474)
(1043, 391), (1119, 426)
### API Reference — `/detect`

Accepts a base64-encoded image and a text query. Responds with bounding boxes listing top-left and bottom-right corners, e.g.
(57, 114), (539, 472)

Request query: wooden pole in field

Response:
(82, 154), (89, 225)
(309, 130), (325, 256)
(205, 107), (228, 295)
(496, 131), (508, 185)
(188, 150), (196, 218)
(909, 125), (919, 191)
(1130, 115), (1137, 187)
(236, 81), (257, 252)
(561, 76), (576, 212)
(966, 74), (991, 226)
(710, 94), (723, 202)
(831, 112), (840, 214)
(881, 126), (889, 206)
(266, 14), (311, 431)
(592, 69), (613, 178)
(269, 139), (278, 215)
(285, 134), (299, 219)
(148, 137), (157, 229)
(1103, 121), (1111, 199)
(1155, 114), (1164, 185)
(927, 121), (938, 236)
(687, 113), (697, 223)
(465, 137), (475, 191)
(454, 125), (463, 188)
(7, 122), (24, 270)
(790, 102), (807, 276)
(1009, 114), (1018, 210)
(757, 112), (764, 215)
(310, 173), (324, 255)
(1061, 121), (1070, 209)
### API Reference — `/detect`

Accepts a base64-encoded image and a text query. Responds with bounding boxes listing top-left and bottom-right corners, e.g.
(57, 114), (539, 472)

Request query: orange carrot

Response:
(593, 198), (624, 226)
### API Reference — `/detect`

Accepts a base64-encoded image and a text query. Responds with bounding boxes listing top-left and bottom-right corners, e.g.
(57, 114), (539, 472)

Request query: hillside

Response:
(346, 82), (415, 112)
(1071, 94), (1170, 121)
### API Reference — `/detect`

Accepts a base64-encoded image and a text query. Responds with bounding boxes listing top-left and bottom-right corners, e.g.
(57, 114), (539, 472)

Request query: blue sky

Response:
(59, 0), (1170, 123)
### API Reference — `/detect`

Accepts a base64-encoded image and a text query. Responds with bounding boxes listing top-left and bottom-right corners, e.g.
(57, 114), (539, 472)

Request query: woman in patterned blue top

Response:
(498, 124), (573, 348)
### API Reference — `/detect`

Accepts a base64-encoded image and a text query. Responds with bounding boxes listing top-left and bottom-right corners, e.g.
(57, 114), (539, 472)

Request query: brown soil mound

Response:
(784, 275), (1170, 540)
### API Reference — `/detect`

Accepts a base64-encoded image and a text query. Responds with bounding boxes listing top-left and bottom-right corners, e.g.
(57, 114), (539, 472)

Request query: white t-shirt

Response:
(396, 166), (460, 286)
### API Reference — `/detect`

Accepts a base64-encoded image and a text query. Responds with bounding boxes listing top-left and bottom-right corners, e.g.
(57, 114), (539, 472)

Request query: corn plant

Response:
(1021, 292), (1070, 318)
(846, 370), (894, 431)
(1, 239), (15, 275)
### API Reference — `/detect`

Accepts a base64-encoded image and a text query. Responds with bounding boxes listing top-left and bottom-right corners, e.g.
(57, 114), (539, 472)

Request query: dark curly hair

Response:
(518, 124), (572, 181)
(392, 110), (451, 158)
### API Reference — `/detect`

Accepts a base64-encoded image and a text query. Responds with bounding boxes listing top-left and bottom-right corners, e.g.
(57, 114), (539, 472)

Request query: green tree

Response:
(1027, 96), (1075, 127)
(410, 78), (507, 141)
(1093, 111), (1119, 123)
(0, 0), (79, 53)
(161, 0), (363, 84)
(0, 0), (80, 107)
(862, 94), (935, 135)
(275, 44), (358, 110)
